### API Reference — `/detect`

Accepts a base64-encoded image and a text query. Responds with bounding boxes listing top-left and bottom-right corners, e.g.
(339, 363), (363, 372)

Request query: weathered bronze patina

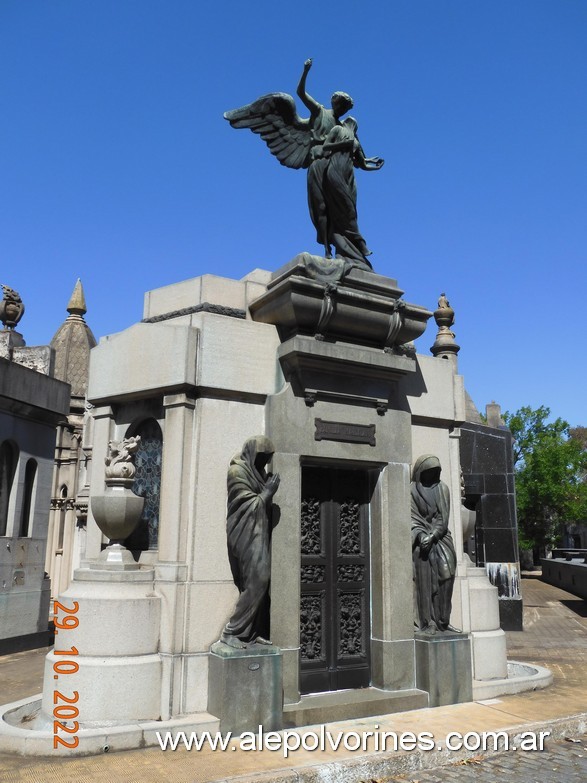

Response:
(225, 59), (384, 268)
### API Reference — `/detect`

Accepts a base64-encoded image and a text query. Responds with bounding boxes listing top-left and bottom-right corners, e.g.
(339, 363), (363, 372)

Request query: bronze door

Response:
(300, 467), (371, 694)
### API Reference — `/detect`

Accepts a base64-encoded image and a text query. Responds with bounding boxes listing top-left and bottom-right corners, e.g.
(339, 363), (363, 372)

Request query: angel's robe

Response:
(321, 121), (371, 263)
(307, 106), (340, 249)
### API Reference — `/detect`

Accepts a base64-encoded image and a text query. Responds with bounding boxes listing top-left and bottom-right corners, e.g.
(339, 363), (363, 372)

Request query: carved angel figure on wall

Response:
(224, 59), (384, 268)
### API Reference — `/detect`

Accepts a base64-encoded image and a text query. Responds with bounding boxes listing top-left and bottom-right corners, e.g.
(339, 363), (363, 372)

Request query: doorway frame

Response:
(270, 454), (416, 706)
(299, 464), (372, 694)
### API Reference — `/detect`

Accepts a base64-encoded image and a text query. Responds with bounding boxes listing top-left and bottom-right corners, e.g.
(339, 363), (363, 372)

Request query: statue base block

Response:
(208, 641), (283, 735)
(415, 631), (472, 707)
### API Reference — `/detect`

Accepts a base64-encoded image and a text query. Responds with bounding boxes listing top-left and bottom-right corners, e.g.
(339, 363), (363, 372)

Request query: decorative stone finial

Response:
(430, 292), (460, 364)
(104, 436), (141, 482)
(0, 285), (25, 329)
(485, 401), (504, 429)
(67, 278), (87, 316)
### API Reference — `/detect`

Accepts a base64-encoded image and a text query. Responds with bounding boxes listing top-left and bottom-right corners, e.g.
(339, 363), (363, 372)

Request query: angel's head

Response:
(331, 91), (353, 118)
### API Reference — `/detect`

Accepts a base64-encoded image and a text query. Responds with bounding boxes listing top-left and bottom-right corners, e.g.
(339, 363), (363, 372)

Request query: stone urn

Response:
(430, 292), (460, 359)
(0, 285), (25, 329)
(433, 293), (454, 329)
(90, 436), (144, 570)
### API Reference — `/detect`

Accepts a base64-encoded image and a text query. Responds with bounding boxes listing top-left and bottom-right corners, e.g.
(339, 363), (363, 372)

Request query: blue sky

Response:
(1, 1), (585, 426)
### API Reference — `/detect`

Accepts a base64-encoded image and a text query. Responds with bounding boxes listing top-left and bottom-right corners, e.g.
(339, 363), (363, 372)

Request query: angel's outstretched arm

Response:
(297, 59), (321, 117)
(356, 151), (385, 170)
(353, 135), (385, 170)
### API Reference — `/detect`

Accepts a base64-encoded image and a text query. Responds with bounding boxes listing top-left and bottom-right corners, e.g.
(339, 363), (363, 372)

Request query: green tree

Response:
(570, 425), (587, 452)
(503, 406), (587, 557)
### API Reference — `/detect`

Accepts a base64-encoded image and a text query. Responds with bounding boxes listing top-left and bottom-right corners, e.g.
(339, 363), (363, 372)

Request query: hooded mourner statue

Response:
(221, 436), (280, 649)
(411, 455), (459, 635)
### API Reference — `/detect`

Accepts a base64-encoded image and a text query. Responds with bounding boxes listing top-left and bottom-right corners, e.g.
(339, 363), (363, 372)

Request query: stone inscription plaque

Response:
(314, 419), (376, 446)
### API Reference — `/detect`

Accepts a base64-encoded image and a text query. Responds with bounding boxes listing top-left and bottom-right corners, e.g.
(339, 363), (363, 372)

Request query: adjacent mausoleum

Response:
(0, 286), (70, 654)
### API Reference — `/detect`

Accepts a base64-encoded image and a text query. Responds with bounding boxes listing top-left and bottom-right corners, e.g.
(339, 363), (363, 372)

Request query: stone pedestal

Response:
(0, 329), (25, 358)
(41, 567), (162, 724)
(249, 257), (432, 349)
(467, 566), (507, 682)
(208, 641), (282, 735)
(415, 632), (472, 707)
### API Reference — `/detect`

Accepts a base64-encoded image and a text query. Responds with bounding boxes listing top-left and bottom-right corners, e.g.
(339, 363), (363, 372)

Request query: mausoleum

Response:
(0, 61), (552, 753)
(0, 256), (553, 755)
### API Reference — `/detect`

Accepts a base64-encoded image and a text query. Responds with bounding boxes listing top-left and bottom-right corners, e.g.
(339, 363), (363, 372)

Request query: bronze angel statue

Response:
(224, 59), (384, 269)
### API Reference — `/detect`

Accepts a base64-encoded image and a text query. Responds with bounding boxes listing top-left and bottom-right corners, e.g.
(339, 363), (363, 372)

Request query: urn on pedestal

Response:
(0, 284), (25, 329)
(430, 292), (460, 364)
(90, 436), (145, 570)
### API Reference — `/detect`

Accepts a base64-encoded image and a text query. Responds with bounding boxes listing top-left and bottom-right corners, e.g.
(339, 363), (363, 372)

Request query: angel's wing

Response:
(224, 92), (312, 170)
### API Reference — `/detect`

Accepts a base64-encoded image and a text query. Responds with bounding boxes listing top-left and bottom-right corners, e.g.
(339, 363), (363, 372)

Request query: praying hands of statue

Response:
(262, 473), (280, 503)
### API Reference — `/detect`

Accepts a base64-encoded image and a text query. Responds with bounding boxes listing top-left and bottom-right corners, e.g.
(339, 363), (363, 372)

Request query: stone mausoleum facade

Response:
(67, 261), (514, 730)
(0, 260), (548, 755)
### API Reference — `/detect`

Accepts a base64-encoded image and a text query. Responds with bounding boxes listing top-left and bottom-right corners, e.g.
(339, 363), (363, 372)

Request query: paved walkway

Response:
(0, 576), (585, 783)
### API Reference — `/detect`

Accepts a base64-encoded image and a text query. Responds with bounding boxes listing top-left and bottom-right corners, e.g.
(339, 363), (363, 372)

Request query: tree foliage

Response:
(570, 425), (587, 452)
(503, 406), (587, 552)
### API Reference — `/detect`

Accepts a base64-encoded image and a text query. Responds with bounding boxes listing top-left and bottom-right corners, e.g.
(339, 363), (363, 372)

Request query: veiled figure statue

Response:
(411, 455), (459, 635)
(224, 59), (384, 267)
(221, 436), (280, 648)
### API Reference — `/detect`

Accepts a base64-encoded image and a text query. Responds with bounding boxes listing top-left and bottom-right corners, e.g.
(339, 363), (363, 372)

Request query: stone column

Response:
(448, 427), (465, 557)
(158, 392), (196, 563)
(155, 392), (196, 720)
(85, 406), (114, 561)
(448, 415), (470, 633)
(371, 461), (416, 690)
(269, 452), (301, 704)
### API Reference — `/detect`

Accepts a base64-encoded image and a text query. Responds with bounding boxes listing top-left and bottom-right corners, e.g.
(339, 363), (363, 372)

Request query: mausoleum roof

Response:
(50, 279), (97, 402)
(464, 390), (484, 424)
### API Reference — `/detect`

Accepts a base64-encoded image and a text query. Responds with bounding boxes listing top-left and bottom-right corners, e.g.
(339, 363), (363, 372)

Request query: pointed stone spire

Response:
(51, 279), (96, 407)
(67, 278), (87, 317)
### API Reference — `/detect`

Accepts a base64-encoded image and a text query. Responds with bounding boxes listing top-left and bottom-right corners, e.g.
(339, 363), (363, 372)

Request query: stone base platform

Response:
(473, 659), (553, 700)
(283, 686), (428, 728)
(208, 642), (283, 735)
(415, 632), (472, 707)
(0, 694), (220, 756)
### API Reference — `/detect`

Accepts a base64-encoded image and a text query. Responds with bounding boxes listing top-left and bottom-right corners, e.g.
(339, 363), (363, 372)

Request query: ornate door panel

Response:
(300, 467), (371, 694)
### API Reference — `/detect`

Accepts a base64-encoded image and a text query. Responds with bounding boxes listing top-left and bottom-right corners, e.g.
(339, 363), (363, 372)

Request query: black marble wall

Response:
(460, 422), (523, 630)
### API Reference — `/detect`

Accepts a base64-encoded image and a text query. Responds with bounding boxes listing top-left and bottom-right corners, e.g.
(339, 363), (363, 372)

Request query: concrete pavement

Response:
(0, 575), (585, 783)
